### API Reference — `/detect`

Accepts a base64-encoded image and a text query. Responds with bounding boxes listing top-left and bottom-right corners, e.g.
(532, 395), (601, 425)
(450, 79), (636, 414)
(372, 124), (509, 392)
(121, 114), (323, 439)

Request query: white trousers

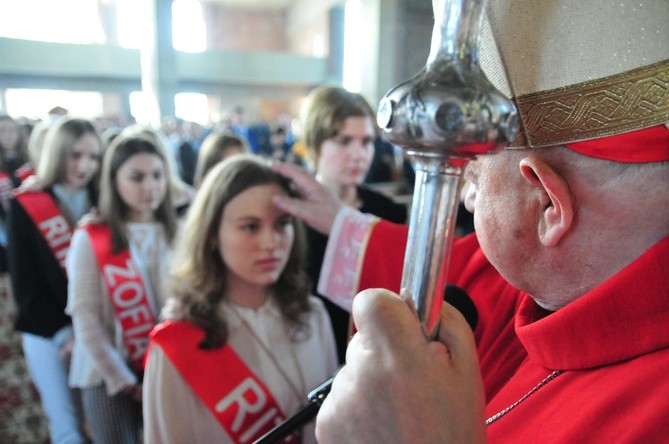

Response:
(21, 332), (86, 444)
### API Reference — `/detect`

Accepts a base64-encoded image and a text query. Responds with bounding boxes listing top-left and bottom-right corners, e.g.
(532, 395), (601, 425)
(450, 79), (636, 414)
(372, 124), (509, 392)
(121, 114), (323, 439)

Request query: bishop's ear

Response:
(518, 157), (574, 247)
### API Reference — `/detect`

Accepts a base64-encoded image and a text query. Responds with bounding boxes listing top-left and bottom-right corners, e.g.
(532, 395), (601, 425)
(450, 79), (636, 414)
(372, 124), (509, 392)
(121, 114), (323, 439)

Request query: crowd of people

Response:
(0, 84), (412, 443)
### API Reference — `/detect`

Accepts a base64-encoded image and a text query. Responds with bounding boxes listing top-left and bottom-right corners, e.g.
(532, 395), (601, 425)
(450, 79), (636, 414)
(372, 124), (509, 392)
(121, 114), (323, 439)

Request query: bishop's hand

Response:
(270, 162), (343, 235)
(315, 288), (486, 444)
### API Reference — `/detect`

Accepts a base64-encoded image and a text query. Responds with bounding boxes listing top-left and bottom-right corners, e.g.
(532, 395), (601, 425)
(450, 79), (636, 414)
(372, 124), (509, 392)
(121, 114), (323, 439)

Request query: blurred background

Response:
(0, 0), (435, 130)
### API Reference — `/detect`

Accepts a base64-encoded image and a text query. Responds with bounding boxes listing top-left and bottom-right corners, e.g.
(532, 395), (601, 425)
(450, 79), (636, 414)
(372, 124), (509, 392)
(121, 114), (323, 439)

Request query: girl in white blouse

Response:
(66, 133), (177, 444)
(143, 155), (338, 444)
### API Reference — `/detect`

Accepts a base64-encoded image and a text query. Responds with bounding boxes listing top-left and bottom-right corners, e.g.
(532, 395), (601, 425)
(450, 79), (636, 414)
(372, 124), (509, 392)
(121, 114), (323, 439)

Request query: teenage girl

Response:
(8, 116), (102, 444)
(144, 155), (338, 444)
(66, 133), (177, 443)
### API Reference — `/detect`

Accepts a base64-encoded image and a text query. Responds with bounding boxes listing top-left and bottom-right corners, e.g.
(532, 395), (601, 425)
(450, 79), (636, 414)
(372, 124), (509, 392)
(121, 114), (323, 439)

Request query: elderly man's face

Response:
(464, 149), (538, 290)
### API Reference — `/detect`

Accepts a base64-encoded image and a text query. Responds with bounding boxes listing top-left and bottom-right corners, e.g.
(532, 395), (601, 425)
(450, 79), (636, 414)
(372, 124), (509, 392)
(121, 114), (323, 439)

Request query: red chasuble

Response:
(150, 321), (297, 444)
(84, 223), (157, 373)
(15, 191), (72, 271)
(357, 221), (527, 401)
(358, 220), (669, 441)
(484, 235), (669, 442)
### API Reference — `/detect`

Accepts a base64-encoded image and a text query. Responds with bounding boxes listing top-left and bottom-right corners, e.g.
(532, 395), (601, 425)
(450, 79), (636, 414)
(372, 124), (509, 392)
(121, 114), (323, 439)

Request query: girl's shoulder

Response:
(305, 294), (330, 317)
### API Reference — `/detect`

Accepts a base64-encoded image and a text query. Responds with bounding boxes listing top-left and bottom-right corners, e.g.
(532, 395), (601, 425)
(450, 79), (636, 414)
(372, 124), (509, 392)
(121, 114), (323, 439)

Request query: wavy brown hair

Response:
(98, 133), (177, 253)
(170, 154), (312, 349)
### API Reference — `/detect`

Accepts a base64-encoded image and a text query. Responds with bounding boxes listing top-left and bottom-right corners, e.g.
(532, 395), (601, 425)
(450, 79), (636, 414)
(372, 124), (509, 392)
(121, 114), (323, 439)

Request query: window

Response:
(117, 0), (206, 51)
(173, 0), (206, 52)
(4, 89), (103, 120)
(343, 0), (363, 92)
(175, 93), (209, 125)
(0, 0), (105, 44)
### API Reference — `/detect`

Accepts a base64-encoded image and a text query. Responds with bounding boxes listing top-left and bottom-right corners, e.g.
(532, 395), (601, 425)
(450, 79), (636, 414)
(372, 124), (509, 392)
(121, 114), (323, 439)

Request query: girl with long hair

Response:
(66, 132), (176, 443)
(7, 116), (102, 443)
(144, 155), (337, 444)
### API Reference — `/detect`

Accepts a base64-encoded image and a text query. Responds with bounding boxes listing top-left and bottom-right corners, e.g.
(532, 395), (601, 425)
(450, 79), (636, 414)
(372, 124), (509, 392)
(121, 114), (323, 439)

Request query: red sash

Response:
(14, 162), (35, 183)
(85, 223), (156, 373)
(15, 191), (72, 271)
(151, 320), (298, 443)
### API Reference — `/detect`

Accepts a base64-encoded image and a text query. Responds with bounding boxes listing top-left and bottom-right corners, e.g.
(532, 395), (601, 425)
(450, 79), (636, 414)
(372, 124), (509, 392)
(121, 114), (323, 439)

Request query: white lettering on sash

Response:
(38, 215), (72, 267)
(103, 259), (154, 361)
(215, 377), (281, 442)
(104, 259), (139, 286)
(111, 281), (144, 308)
(126, 336), (150, 361)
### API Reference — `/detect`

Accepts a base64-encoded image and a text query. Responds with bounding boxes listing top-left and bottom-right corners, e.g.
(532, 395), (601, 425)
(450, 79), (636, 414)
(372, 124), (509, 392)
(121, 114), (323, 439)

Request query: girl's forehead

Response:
(223, 183), (288, 213)
(118, 153), (165, 170)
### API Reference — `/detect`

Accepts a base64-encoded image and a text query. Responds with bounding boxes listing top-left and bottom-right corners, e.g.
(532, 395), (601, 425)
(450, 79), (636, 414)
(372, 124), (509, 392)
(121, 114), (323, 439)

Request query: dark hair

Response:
(98, 134), (177, 253)
(192, 132), (249, 188)
(0, 115), (30, 171)
(170, 154), (312, 349)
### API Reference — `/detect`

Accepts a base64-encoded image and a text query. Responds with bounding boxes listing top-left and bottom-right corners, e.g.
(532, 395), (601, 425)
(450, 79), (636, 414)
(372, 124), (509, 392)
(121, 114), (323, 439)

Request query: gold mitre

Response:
(478, 0), (669, 153)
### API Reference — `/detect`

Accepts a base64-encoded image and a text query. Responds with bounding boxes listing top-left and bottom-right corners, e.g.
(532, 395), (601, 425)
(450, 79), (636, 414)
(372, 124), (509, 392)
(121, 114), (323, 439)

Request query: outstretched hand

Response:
(315, 288), (486, 443)
(13, 175), (42, 195)
(77, 207), (101, 227)
(270, 162), (343, 235)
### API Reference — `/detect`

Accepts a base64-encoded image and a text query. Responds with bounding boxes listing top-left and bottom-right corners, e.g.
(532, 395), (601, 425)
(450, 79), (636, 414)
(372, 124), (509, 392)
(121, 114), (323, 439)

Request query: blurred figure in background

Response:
(270, 125), (306, 168)
(299, 85), (408, 363)
(8, 117), (102, 444)
(0, 114), (49, 444)
(192, 131), (249, 189)
(0, 115), (34, 279)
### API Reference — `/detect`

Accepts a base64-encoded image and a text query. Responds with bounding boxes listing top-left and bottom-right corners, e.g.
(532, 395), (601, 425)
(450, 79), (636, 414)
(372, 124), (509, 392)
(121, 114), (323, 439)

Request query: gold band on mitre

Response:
(511, 59), (669, 148)
(479, 0), (669, 149)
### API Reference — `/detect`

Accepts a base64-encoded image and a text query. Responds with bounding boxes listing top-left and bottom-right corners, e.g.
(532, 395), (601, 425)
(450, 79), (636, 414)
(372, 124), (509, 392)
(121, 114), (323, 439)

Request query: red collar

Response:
(516, 235), (669, 370)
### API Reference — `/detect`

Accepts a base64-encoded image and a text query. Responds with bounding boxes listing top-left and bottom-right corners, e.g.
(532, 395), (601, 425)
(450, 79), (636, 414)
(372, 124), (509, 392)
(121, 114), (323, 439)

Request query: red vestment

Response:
(357, 220), (669, 441)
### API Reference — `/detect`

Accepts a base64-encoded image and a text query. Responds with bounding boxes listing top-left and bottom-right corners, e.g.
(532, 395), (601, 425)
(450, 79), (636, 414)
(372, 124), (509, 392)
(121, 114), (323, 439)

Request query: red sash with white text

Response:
(15, 191), (72, 272)
(85, 223), (157, 373)
(150, 320), (298, 444)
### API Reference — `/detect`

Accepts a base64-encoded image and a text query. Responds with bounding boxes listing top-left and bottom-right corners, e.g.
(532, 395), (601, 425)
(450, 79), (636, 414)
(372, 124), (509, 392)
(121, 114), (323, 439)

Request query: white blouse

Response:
(66, 222), (172, 395)
(143, 296), (338, 444)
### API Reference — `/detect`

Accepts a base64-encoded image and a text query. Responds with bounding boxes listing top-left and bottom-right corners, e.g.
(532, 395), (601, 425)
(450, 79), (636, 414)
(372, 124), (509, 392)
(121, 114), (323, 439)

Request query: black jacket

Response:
(306, 185), (408, 363)
(7, 187), (96, 337)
